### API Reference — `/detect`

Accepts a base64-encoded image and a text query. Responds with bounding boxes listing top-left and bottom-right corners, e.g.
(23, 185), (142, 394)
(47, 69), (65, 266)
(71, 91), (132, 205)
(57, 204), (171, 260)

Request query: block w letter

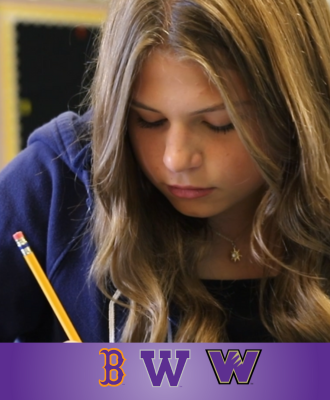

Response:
(140, 350), (190, 387)
(206, 349), (261, 384)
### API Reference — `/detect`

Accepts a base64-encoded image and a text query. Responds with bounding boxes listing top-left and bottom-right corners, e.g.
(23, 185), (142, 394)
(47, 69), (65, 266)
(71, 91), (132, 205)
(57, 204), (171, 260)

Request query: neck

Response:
(197, 247), (266, 280)
(210, 218), (254, 243)
(208, 184), (265, 239)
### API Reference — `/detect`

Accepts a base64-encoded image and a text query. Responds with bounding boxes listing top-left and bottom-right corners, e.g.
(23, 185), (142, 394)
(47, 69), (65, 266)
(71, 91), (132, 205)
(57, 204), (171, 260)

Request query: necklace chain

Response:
(214, 231), (237, 247)
(214, 222), (251, 263)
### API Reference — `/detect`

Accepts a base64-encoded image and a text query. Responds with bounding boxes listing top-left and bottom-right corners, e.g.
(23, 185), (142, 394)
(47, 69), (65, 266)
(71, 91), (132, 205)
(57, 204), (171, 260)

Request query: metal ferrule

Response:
(15, 237), (28, 246)
(20, 247), (32, 256)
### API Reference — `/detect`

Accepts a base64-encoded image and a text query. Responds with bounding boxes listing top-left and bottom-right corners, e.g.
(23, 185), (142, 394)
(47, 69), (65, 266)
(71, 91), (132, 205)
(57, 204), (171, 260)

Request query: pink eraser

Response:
(13, 231), (24, 240)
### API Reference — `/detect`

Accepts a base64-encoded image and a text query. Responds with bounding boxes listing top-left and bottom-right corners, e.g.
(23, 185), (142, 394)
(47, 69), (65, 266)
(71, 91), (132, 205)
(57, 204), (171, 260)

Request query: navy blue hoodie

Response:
(0, 111), (113, 342)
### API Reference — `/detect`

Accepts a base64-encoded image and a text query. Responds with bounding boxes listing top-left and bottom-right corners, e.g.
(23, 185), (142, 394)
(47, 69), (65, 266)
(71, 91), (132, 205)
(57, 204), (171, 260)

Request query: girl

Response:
(1, 0), (330, 342)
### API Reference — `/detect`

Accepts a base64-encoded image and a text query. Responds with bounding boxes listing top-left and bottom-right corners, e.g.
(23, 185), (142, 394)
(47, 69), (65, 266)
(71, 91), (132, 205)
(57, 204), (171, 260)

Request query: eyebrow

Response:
(131, 100), (226, 115)
(130, 99), (250, 115)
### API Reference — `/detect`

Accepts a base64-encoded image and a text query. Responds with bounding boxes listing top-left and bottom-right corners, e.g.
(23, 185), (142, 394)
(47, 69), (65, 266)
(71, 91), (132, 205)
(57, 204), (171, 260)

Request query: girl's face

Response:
(128, 50), (265, 225)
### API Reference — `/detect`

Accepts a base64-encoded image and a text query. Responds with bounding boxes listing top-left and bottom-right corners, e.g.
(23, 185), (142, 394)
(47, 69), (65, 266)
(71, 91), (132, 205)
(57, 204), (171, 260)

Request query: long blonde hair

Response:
(90, 0), (330, 342)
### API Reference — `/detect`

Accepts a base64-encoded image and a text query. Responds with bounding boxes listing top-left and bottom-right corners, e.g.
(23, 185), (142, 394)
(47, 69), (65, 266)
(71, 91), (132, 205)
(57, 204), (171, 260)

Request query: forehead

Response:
(134, 50), (211, 88)
(132, 50), (251, 108)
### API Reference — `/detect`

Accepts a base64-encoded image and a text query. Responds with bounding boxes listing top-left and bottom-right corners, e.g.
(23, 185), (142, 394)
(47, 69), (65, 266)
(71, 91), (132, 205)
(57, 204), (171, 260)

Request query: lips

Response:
(167, 185), (215, 199)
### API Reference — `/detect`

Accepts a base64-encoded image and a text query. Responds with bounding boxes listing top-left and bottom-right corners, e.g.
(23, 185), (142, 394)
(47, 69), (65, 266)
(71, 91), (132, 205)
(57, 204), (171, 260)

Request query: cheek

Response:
(129, 133), (163, 177)
(236, 159), (264, 190)
(221, 147), (264, 189)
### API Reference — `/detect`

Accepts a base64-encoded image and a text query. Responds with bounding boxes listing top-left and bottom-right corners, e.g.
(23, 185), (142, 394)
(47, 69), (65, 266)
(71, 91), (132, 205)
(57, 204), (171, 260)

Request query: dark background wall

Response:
(16, 23), (98, 148)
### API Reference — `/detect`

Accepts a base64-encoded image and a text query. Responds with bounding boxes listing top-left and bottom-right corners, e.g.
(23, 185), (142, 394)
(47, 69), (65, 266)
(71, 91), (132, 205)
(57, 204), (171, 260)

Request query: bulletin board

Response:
(0, 1), (106, 167)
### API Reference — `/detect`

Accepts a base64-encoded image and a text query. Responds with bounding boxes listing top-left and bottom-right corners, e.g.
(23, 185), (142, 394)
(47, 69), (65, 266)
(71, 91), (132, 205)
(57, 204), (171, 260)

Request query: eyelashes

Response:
(206, 122), (235, 134)
(137, 117), (167, 129)
(136, 117), (235, 134)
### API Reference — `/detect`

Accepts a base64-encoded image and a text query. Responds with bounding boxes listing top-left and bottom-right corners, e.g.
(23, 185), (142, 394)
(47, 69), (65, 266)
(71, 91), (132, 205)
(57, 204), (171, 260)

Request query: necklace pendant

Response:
(231, 246), (242, 262)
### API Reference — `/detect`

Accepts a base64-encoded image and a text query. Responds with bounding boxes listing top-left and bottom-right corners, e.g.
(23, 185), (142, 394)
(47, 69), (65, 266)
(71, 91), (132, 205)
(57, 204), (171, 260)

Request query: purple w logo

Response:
(206, 349), (261, 384)
(140, 350), (190, 387)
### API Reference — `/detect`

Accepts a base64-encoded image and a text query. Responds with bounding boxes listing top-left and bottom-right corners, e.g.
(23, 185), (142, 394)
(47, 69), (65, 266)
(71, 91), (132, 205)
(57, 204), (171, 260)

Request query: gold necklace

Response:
(214, 231), (242, 262)
(214, 223), (251, 263)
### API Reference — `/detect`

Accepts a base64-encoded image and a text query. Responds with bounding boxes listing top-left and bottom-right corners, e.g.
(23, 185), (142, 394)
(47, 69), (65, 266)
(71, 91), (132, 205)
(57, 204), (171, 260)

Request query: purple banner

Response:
(0, 343), (328, 399)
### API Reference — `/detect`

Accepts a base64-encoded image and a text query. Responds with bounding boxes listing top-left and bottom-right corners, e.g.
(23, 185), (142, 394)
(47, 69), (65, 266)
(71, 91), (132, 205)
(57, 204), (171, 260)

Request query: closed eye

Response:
(136, 116), (235, 134)
(136, 117), (166, 129)
(206, 122), (235, 134)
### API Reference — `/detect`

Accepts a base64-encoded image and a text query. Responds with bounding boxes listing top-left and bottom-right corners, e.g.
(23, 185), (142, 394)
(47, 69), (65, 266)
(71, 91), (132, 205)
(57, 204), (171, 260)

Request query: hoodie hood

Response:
(27, 110), (93, 212)
(27, 110), (92, 188)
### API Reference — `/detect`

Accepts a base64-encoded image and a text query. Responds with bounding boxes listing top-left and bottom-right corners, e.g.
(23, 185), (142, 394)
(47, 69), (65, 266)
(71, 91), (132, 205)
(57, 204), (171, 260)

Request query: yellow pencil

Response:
(13, 231), (82, 342)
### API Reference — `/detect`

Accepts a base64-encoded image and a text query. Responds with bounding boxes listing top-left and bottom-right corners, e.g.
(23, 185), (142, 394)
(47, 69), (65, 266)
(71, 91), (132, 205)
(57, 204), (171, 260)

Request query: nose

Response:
(163, 123), (203, 173)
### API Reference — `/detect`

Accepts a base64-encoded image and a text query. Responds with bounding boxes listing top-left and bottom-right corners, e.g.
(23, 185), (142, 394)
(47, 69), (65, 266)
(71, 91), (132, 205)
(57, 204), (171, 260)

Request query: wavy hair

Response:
(90, 0), (330, 342)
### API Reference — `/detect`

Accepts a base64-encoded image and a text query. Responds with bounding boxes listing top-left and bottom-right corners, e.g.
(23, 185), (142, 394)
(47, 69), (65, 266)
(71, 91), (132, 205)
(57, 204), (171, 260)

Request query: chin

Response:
(170, 203), (216, 219)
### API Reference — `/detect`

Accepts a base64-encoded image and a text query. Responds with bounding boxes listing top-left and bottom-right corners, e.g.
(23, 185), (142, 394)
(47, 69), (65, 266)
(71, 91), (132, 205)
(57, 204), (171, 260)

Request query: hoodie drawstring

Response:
(109, 289), (121, 343)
